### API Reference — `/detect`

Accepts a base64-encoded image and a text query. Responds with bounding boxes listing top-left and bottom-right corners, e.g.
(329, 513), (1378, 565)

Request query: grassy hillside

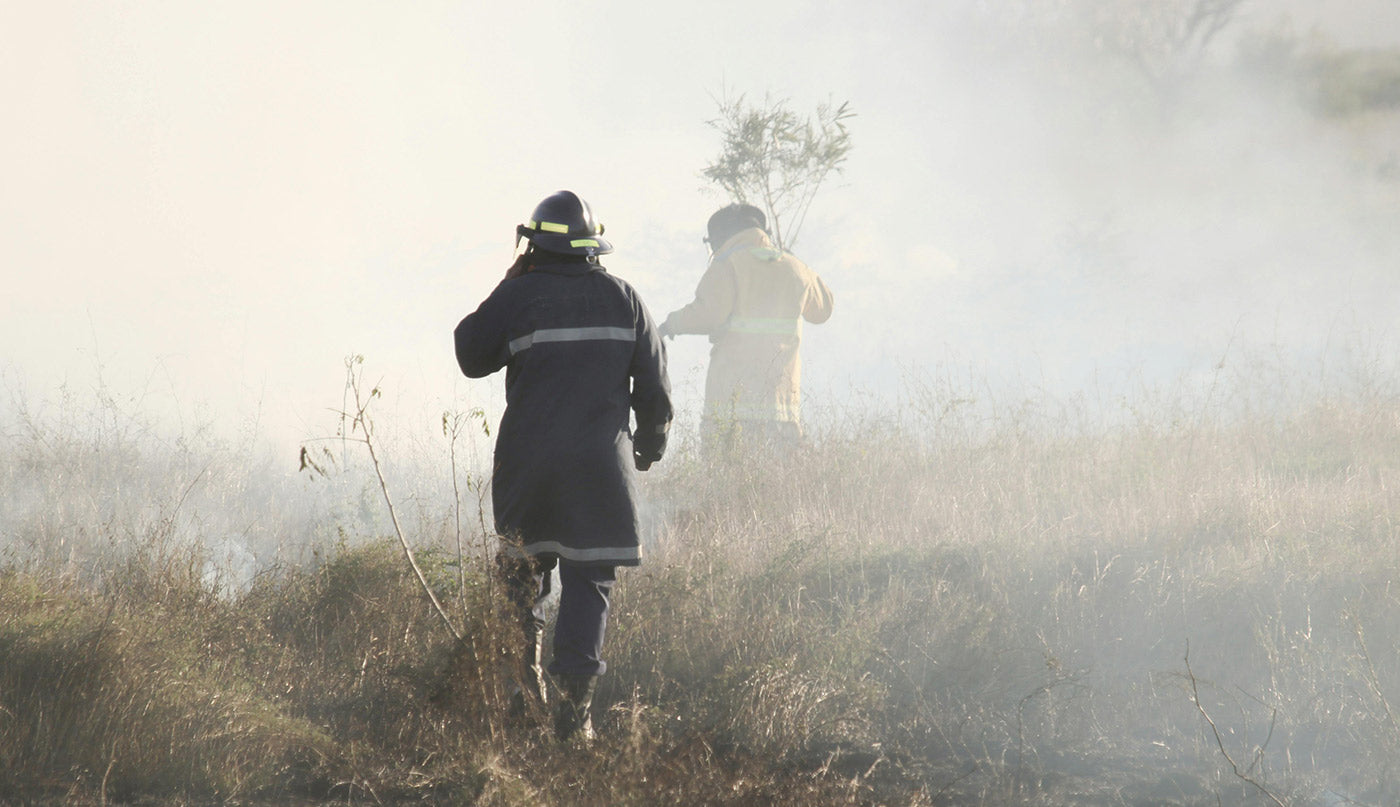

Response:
(2, 364), (1398, 805)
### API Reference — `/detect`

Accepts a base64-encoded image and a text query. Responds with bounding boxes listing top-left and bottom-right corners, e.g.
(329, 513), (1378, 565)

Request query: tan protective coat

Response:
(663, 228), (833, 426)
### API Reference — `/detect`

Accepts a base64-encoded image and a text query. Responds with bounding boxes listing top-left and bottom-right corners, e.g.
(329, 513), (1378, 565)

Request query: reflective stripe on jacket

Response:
(454, 260), (672, 566)
(662, 228), (833, 425)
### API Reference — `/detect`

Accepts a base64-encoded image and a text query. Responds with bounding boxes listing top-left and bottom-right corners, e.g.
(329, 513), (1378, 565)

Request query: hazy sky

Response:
(4, 1), (1398, 452)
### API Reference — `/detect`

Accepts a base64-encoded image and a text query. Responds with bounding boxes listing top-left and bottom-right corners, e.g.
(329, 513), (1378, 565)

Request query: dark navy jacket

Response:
(454, 260), (672, 566)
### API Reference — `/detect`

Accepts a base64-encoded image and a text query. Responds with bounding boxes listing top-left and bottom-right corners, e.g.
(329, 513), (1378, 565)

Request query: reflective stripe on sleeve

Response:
(508, 326), (636, 356)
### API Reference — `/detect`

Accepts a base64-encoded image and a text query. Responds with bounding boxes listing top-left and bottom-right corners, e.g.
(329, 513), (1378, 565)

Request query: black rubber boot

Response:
(553, 673), (598, 743)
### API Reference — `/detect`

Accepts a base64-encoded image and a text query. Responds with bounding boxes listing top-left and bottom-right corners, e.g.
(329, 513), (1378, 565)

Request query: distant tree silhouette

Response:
(997, 0), (1246, 99)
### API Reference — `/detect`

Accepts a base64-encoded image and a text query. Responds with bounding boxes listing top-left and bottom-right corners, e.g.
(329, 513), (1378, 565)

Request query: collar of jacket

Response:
(710, 227), (772, 266)
(532, 261), (607, 277)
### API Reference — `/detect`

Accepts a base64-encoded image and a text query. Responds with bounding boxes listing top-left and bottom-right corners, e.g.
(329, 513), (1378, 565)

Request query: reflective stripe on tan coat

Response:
(662, 228), (833, 425)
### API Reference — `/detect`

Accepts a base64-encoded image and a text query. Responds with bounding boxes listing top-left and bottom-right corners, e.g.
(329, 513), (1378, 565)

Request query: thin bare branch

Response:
(345, 356), (462, 642)
(1183, 644), (1287, 807)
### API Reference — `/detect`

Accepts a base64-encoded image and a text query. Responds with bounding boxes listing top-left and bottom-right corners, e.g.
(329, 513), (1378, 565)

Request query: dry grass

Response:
(2, 360), (1399, 804)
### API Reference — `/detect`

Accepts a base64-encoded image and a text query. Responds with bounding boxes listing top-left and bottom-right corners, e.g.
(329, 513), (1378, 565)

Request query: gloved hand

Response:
(633, 431), (666, 471)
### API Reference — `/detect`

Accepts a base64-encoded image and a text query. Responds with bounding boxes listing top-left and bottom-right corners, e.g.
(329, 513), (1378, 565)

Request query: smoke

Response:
(2, 6), (1399, 799)
(3, 2), (1396, 450)
(764, 2), (1400, 417)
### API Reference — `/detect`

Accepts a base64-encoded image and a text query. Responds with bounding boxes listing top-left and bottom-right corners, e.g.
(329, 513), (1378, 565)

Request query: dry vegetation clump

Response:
(0, 550), (332, 802)
(611, 370), (1400, 804)
(2, 363), (1399, 804)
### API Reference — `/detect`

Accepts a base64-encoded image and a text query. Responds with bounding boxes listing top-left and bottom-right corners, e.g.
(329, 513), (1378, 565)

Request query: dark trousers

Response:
(499, 554), (616, 677)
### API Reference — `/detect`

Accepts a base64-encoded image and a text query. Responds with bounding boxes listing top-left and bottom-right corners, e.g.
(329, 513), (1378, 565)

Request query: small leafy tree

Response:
(702, 93), (854, 252)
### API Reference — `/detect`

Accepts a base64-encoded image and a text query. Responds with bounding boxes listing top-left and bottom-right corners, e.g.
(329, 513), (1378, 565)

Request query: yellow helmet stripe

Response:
(538, 221), (570, 233)
(570, 239), (599, 248)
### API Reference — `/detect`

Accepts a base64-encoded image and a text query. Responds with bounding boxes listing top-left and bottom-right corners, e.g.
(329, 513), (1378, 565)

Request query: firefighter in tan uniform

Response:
(660, 203), (833, 448)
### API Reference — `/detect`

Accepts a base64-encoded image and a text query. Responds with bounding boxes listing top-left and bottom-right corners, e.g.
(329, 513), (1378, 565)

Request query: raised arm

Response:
(453, 282), (515, 378)
(803, 269), (834, 325)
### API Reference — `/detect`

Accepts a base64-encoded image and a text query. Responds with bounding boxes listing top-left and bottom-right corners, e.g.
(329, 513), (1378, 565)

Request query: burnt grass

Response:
(3, 382), (1400, 805)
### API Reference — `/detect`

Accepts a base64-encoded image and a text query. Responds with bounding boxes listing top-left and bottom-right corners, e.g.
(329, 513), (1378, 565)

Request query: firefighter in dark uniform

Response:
(454, 190), (672, 741)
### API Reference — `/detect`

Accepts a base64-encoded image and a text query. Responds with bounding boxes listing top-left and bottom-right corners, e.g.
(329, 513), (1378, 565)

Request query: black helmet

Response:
(706, 203), (766, 248)
(516, 190), (613, 257)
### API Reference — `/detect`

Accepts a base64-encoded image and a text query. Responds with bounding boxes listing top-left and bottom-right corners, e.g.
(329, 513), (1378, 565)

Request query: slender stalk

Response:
(445, 412), (468, 610)
(348, 361), (461, 642)
(1184, 644), (1286, 807)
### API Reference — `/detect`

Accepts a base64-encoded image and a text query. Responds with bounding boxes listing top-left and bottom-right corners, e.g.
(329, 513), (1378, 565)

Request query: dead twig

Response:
(1183, 643), (1286, 807)
(344, 356), (462, 642)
